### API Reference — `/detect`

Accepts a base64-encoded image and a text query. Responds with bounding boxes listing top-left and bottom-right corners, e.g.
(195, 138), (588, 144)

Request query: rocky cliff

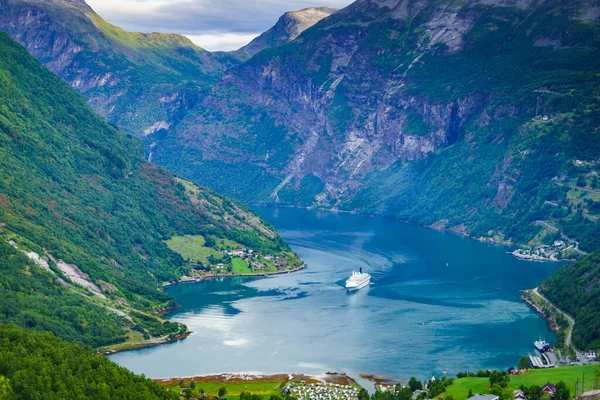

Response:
(2, 0), (599, 248)
(240, 7), (338, 56)
(152, 0), (600, 247)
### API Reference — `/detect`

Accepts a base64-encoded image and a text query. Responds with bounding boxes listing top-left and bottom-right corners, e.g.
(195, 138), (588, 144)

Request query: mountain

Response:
(0, 31), (297, 348)
(541, 252), (600, 351)
(0, 324), (177, 399)
(239, 7), (338, 56)
(0, 0), (239, 137)
(2, 1), (600, 247)
(151, 0), (600, 250)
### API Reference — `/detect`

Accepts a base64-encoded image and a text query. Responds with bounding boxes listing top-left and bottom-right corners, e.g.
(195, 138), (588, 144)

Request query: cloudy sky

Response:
(85, 0), (353, 51)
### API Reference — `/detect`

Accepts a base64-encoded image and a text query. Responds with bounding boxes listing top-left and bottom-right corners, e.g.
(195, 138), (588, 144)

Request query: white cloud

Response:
(185, 32), (262, 51)
(85, 0), (353, 51)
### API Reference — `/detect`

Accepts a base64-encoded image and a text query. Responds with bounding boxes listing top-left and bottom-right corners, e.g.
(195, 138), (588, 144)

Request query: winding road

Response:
(533, 287), (589, 364)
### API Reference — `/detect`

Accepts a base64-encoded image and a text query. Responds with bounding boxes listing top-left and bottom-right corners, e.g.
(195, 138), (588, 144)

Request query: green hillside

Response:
(541, 252), (600, 350)
(0, 32), (298, 348)
(0, 324), (177, 400)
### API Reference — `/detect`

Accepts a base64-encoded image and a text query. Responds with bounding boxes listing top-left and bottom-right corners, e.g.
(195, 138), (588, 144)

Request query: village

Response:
(165, 242), (307, 287)
(511, 239), (578, 262)
(221, 248), (291, 272)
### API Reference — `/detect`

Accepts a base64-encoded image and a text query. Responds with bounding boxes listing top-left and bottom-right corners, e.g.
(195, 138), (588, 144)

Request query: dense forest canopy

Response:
(0, 324), (177, 400)
(541, 252), (600, 350)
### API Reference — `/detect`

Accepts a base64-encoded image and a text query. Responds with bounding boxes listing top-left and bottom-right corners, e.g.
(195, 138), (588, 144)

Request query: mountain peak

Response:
(240, 6), (338, 56)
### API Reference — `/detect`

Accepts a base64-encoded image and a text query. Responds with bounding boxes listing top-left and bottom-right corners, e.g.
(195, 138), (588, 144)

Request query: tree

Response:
(218, 387), (228, 398)
(204, 236), (216, 248)
(525, 385), (543, 400)
(397, 386), (413, 400)
(358, 388), (369, 400)
(409, 377), (423, 392)
(518, 356), (530, 370)
(489, 371), (510, 388)
(183, 388), (193, 400)
(554, 381), (569, 400)
(468, 389), (474, 398)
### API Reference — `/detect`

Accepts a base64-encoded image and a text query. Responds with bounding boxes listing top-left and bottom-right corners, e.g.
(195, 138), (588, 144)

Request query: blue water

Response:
(110, 207), (560, 381)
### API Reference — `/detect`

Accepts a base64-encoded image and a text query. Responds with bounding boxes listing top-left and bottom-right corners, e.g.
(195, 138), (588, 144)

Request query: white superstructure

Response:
(345, 270), (371, 291)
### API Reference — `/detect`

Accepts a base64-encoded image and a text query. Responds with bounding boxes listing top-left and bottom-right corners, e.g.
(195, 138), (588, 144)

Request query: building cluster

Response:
(283, 381), (359, 400)
(223, 248), (288, 271)
(226, 248), (260, 259)
(511, 239), (576, 261)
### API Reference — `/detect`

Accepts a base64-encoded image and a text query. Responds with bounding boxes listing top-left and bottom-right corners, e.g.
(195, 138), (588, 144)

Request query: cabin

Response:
(514, 390), (528, 400)
(542, 382), (556, 398)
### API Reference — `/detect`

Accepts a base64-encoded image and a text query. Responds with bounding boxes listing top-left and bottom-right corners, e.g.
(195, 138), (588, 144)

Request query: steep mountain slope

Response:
(153, 0), (600, 248)
(0, 0), (235, 137)
(240, 7), (338, 56)
(0, 324), (177, 399)
(541, 252), (600, 350)
(0, 32), (296, 347)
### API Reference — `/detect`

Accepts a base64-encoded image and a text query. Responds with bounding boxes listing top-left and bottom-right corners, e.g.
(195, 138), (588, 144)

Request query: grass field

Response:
(162, 378), (284, 399)
(232, 257), (252, 274)
(216, 238), (245, 249)
(445, 365), (599, 400)
(165, 235), (222, 262)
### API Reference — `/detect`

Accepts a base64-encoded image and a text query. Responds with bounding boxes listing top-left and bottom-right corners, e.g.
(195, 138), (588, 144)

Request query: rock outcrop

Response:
(240, 7), (338, 56)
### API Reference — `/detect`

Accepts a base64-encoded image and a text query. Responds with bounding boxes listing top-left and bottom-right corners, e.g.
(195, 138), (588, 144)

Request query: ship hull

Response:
(346, 277), (370, 291)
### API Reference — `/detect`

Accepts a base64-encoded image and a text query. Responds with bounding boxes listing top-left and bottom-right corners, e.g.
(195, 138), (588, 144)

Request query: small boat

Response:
(345, 267), (371, 291)
(534, 336), (551, 353)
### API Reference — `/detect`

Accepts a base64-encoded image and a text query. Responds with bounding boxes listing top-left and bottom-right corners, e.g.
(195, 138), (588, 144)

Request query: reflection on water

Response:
(110, 207), (560, 381)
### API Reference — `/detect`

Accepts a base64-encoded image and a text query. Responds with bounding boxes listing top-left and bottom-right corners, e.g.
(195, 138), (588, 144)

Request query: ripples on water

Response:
(110, 207), (560, 381)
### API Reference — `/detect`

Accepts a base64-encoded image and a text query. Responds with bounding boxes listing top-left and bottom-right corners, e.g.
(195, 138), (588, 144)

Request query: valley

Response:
(0, 0), (599, 399)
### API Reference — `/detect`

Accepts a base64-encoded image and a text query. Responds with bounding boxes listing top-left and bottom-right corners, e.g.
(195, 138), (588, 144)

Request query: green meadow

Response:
(444, 365), (598, 400)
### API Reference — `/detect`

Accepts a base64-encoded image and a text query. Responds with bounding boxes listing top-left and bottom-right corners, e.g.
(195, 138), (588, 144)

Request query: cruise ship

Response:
(345, 268), (371, 291)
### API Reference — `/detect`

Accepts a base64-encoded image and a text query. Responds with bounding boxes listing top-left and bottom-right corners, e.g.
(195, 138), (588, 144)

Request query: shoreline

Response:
(154, 372), (359, 387)
(103, 207), (568, 362)
(520, 290), (561, 333)
(509, 251), (577, 263)
(99, 330), (192, 355)
(252, 204), (563, 261)
(162, 264), (307, 288)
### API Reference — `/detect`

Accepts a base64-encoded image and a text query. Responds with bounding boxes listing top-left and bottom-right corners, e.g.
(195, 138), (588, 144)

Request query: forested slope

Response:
(541, 252), (600, 351)
(0, 324), (177, 400)
(0, 32), (296, 347)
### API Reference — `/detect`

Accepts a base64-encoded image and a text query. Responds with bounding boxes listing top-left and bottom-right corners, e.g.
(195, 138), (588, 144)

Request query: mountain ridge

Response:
(240, 6), (338, 56)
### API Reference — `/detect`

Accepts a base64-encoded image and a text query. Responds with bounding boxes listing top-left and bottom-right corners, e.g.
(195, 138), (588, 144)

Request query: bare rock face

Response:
(240, 7), (338, 56)
(149, 0), (600, 238)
